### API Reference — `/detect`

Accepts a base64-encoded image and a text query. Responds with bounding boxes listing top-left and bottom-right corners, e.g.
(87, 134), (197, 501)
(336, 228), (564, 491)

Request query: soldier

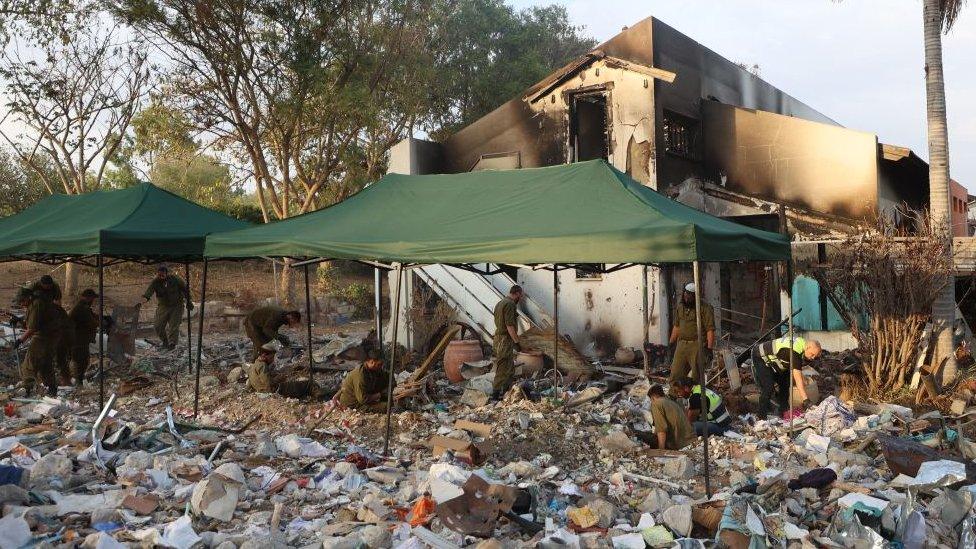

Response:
(243, 305), (301, 360)
(244, 340), (315, 398)
(5, 288), (60, 397)
(68, 289), (99, 386)
(668, 283), (715, 384)
(337, 349), (395, 412)
(140, 265), (192, 349)
(53, 302), (73, 386)
(647, 384), (696, 450)
(31, 275), (62, 304)
(491, 285), (523, 400)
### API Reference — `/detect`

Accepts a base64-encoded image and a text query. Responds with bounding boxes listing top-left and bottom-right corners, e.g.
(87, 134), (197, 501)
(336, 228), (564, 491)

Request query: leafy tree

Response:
(110, 0), (442, 302)
(0, 148), (54, 216)
(0, 13), (151, 296)
(426, 0), (595, 139)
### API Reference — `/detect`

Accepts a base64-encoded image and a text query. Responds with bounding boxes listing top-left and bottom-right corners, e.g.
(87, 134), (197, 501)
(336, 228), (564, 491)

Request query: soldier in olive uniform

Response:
(244, 340), (314, 398)
(141, 265), (192, 349)
(30, 275), (62, 304)
(53, 302), (73, 386)
(6, 288), (60, 397)
(243, 305), (301, 360)
(491, 285), (523, 400)
(668, 283), (715, 384)
(68, 289), (99, 386)
(337, 349), (395, 412)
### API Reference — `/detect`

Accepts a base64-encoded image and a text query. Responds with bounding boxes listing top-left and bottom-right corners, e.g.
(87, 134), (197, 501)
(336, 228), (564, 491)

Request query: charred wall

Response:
(700, 101), (880, 219)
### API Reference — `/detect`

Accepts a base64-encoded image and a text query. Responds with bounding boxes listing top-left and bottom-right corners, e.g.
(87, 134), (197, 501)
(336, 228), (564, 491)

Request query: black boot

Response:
(46, 385), (58, 397)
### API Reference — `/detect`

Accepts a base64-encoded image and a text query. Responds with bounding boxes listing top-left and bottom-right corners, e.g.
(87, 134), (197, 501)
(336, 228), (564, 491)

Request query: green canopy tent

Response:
(204, 160), (793, 495)
(0, 182), (251, 408)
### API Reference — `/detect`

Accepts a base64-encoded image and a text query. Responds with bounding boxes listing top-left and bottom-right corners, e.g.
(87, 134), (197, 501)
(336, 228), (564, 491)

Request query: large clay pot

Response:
(444, 339), (484, 383)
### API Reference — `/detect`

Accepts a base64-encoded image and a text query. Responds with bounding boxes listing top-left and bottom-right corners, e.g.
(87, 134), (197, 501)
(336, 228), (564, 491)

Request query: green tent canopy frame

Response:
(203, 160), (795, 497)
(0, 182), (251, 411)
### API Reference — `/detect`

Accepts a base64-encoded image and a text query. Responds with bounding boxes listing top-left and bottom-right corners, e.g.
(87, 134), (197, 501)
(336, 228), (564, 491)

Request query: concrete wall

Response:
(701, 101), (880, 220)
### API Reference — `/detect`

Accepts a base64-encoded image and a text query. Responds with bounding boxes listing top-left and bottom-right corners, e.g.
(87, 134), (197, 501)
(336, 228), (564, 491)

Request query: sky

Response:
(510, 0), (976, 191)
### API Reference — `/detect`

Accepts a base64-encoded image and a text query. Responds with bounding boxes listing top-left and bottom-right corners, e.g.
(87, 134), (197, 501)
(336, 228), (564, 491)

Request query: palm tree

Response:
(924, 0), (965, 382)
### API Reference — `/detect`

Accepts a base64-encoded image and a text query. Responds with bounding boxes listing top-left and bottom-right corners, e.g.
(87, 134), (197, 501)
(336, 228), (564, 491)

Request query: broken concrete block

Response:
(191, 463), (245, 522)
(600, 431), (638, 454)
(663, 456), (696, 480)
(585, 497), (617, 528)
(638, 488), (673, 514)
(29, 452), (72, 484)
(662, 504), (693, 537)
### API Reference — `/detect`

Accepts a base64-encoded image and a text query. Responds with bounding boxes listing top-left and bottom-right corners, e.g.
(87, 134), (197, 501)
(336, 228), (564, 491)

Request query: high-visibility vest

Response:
(764, 336), (806, 371)
(691, 385), (731, 424)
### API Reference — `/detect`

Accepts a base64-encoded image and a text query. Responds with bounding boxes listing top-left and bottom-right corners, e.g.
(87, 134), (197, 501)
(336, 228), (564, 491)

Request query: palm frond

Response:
(942, 0), (967, 33)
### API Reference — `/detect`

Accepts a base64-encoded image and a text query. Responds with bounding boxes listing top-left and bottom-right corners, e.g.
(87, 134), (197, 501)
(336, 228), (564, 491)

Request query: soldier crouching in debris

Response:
(4, 288), (60, 397)
(243, 305), (302, 361)
(245, 341), (317, 399)
(337, 349), (395, 412)
(647, 384), (697, 450)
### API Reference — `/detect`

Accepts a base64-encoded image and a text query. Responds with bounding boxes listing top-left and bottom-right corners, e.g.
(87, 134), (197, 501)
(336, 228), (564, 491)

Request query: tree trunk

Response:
(923, 0), (957, 382)
(279, 258), (296, 307)
(63, 262), (80, 300)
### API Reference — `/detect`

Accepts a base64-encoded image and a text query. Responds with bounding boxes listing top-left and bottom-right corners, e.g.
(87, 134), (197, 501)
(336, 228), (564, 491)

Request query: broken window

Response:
(575, 265), (604, 280)
(663, 110), (699, 159)
(569, 91), (609, 162)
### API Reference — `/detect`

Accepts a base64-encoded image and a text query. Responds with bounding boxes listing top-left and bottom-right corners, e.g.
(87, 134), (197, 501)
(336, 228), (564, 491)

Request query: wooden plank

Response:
(408, 325), (460, 383)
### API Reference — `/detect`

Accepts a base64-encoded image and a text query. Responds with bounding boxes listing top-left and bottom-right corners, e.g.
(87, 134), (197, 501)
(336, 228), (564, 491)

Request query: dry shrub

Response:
(806, 213), (952, 396)
(405, 285), (457, 353)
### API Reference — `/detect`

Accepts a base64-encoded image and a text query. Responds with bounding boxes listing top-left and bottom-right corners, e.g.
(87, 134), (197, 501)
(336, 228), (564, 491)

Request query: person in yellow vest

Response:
(668, 283), (715, 383)
(752, 335), (822, 417)
(672, 377), (732, 435)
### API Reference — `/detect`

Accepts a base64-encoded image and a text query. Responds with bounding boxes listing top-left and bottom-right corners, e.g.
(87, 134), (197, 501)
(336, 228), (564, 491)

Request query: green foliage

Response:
(426, 0), (595, 139)
(0, 148), (55, 215)
(339, 282), (374, 320)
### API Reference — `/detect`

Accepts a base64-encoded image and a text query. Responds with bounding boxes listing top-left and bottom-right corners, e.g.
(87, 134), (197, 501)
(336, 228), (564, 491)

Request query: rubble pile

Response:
(1, 337), (975, 547)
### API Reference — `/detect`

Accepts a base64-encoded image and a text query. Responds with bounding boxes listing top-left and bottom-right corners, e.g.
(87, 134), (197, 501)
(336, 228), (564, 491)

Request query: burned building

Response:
(387, 16), (960, 354)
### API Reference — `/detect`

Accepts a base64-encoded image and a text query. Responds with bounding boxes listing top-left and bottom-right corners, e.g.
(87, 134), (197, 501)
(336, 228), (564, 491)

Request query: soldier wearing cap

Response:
(6, 288), (60, 396)
(243, 305), (302, 361)
(244, 340), (317, 398)
(141, 265), (191, 349)
(668, 282), (715, 383)
(337, 349), (396, 412)
(68, 289), (99, 386)
(30, 275), (62, 304)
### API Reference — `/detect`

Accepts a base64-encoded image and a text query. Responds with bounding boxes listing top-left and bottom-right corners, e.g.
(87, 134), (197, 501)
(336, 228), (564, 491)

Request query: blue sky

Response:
(511, 0), (976, 192)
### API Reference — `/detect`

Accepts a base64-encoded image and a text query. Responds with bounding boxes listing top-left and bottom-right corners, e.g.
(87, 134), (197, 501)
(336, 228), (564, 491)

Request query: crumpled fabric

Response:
(803, 396), (855, 436)
(787, 467), (837, 490)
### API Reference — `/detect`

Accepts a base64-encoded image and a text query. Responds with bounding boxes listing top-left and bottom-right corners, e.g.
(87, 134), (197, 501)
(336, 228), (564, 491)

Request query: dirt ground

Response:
(0, 259), (378, 311)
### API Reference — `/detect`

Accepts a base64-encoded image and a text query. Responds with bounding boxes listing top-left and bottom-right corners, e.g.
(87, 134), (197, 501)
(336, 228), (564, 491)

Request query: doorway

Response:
(570, 91), (609, 162)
